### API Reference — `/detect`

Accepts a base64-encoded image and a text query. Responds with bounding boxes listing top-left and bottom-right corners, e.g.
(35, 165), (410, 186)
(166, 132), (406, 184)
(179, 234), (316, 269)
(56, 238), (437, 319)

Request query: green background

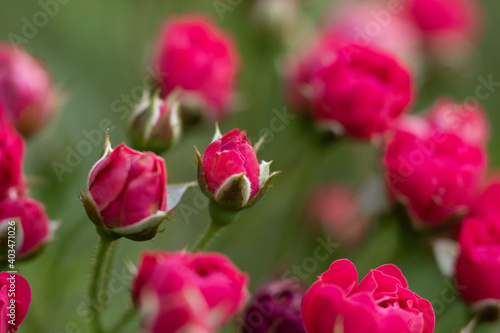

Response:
(1, 0), (500, 332)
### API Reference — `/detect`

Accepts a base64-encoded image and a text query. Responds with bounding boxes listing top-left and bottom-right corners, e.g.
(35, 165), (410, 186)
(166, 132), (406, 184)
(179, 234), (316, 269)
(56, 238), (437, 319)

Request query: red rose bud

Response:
(0, 196), (52, 261)
(425, 98), (489, 148)
(287, 35), (412, 139)
(304, 184), (368, 247)
(0, 272), (31, 332)
(129, 90), (182, 154)
(0, 114), (25, 199)
(455, 214), (500, 307)
(241, 280), (306, 333)
(196, 128), (279, 212)
(0, 44), (59, 137)
(132, 250), (248, 333)
(384, 122), (486, 227)
(79, 136), (168, 241)
(154, 15), (240, 119)
(302, 259), (435, 333)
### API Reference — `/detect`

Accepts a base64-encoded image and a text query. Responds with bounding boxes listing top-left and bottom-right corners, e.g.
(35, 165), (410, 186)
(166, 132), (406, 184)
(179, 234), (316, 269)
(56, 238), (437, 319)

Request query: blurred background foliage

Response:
(1, 0), (500, 332)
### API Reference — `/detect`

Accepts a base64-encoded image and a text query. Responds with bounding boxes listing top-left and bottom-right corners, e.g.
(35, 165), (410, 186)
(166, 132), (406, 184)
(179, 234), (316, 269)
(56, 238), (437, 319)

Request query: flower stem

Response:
(193, 223), (223, 252)
(89, 236), (116, 333)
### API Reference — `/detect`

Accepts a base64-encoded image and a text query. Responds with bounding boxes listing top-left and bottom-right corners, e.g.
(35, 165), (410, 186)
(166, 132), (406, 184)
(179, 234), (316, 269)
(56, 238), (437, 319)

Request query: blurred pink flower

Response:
(384, 121), (486, 226)
(0, 196), (51, 260)
(287, 34), (413, 139)
(324, 0), (424, 69)
(425, 98), (489, 148)
(153, 15), (240, 119)
(0, 114), (25, 199)
(456, 214), (500, 305)
(132, 250), (248, 333)
(0, 44), (59, 137)
(304, 184), (368, 247)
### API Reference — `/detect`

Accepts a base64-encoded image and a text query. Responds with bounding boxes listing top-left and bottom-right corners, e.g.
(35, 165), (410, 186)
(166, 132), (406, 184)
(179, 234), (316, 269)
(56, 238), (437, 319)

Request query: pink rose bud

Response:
(0, 196), (52, 261)
(425, 98), (489, 147)
(129, 90), (182, 154)
(384, 123), (486, 226)
(0, 44), (59, 137)
(79, 136), (168, 241)
(455, 214), (500, 306)
(325, 0), (424, 70)
(154, 15), (240, 119)
(304, 184), (368, 247)
(132, 250), (248, 333)
(0, 114), (25, 199)
(0, 272), (31, 332)
(196, 128), (279, 211)
(287, 35), (412, 139)
(302, 259), (435, 333)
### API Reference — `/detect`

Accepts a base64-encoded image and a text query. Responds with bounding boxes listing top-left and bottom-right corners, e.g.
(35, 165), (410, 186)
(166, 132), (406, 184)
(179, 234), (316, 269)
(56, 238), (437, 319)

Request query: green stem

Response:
(88, 236), (116, 333)
(193, 223), (223, 252)
(111, 306), (136, 333)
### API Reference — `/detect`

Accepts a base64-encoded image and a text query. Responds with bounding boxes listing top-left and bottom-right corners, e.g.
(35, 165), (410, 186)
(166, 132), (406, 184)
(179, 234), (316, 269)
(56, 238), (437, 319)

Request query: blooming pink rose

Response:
(0, 196), (52, 260)
(425, 98), (489, 147)
(0, 272), (31, 333)
(132, 250), (248, 333)
(287, 35), (412, 138)
(0, 114), (25, 199)
(384, 124), (486, 226)
(81, 142), (168, 241)
(0, 44), (58, 137)
(455, 214), (500, 305)
(302, 259), (435, 333)
(304, 184), (368, 247)
(324, 0), (424, 69)
(154, 15), (240, 118)
(197, 128), (278, 211)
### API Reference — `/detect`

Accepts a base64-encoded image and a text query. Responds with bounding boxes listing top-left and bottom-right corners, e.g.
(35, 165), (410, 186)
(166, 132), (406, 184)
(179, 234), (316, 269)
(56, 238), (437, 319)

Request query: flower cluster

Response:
(7, 0), (500, 332)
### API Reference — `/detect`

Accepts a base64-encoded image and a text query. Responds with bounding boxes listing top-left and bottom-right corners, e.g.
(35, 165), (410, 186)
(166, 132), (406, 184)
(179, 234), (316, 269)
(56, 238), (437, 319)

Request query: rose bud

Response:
(302, 259), (435, 333)
(384, 123), (486, 227)
(129, 89), (182, 154)
(425, 98), (489, 147)
(455, 214), (500, 307)
(132, 250), (248, 333)
(196, 128), (279, 212)
(153, 15), (240, 119)
(287, 35), (412, 139)
(240, 280), (305, 333)
(0, 44), (59, 137)
(0, 196), (52, 261)
(79, 135), (168, 241)
(0, 272), (31, 332)
(324, 0), (424, 70)
(303, 184), (368, 247)
(0, 114), (25, 199)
